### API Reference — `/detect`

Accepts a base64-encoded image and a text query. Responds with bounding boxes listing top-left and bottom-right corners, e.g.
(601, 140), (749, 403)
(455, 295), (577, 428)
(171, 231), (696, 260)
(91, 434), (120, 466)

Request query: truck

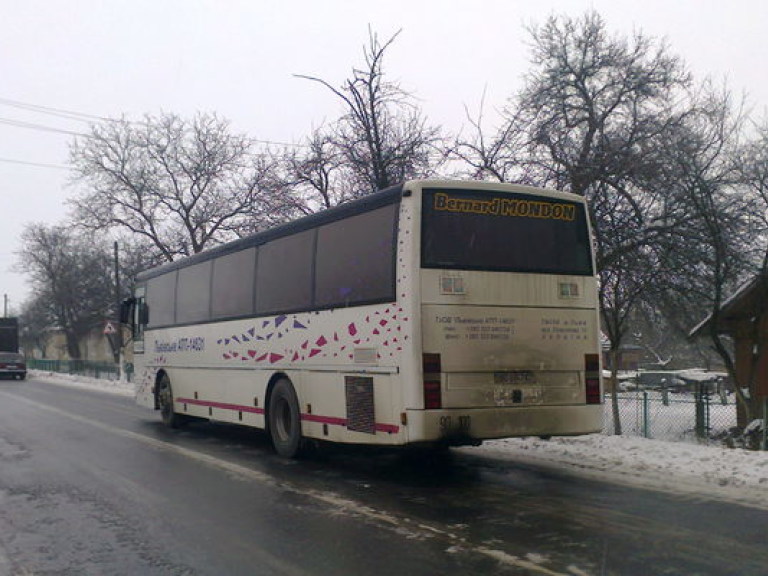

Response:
(0, 317), (19, 352)
(0, 317), (25, 380)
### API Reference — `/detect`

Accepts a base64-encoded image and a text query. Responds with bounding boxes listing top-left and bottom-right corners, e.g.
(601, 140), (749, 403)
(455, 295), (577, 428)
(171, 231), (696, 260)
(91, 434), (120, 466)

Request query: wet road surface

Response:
(0, 377), (766, 575)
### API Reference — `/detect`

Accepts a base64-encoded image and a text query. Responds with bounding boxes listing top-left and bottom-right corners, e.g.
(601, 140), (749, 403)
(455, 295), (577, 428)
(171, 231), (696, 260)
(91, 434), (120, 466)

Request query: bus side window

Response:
(134, 298), (148, 342)
(120, 298), (135, 325)
(139, 300), (149, 326)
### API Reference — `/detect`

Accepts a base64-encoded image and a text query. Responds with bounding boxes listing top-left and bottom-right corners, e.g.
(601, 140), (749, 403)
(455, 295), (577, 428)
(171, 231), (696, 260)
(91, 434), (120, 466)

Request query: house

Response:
(602, 343), (643, 372)
(690, 276), (768, 426)
(23, 321), (133, 365)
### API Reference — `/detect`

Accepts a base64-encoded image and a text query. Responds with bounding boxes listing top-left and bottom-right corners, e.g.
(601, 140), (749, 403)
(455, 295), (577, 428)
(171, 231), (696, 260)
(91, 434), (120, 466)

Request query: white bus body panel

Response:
(415, 274), (602, 440)
(406, 405), (603, 442)
(133, 179), (602, 448)
(407, 181), (602, 442)
(134, 303), (410, 445)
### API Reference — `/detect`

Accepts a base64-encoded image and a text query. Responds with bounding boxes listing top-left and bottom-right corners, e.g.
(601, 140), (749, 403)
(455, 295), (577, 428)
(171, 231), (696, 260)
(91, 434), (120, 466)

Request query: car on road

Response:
(0, 352), (27, 380)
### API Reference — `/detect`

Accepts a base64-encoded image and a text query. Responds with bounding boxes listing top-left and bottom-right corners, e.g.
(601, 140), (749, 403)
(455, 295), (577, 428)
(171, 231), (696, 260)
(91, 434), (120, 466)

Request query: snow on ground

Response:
(470, 436), (768, 510)
(30, 370), (135, 397)
(30, 370), (768, 510)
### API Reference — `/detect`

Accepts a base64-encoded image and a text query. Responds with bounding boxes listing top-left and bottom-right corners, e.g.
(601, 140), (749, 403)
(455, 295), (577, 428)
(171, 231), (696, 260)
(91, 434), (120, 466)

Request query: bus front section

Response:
(411, 183), (602, 445)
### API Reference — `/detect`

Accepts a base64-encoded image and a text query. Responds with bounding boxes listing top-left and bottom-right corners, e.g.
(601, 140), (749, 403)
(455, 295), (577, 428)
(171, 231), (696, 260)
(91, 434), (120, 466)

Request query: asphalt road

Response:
(0, 377), (766, 575)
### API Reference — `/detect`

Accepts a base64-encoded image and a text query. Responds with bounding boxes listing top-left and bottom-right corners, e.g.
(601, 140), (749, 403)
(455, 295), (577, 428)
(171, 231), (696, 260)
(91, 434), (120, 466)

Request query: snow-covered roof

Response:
(689, 276), (766, 338)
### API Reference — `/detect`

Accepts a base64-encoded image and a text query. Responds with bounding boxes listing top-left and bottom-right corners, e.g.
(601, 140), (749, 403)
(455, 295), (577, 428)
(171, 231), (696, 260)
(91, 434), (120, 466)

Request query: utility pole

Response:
(114, 241), (124, 381)
(3, 294), (7, 317)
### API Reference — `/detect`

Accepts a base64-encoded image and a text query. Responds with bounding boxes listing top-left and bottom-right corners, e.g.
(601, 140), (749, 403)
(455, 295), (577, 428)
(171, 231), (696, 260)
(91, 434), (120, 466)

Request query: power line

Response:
(0, 156), (70, 170)
(0, 112), (310, 150)
(0, 96), (110, 124)
(251, 136), (308, 149)
(0, 117), (89, 137)
(0, 96), (310, 149)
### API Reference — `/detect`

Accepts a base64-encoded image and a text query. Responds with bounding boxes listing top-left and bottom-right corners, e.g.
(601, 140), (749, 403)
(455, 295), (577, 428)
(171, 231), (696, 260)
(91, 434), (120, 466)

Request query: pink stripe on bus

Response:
(301, 413), (399, 434)
(177, 397), (264, 415)
(176, 397), (399, 434)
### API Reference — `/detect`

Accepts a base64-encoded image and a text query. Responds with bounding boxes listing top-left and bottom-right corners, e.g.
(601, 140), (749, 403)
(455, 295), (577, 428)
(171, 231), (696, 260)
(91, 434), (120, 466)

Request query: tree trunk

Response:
(610, 349), (623, 435)
(65, 332), (81, 360)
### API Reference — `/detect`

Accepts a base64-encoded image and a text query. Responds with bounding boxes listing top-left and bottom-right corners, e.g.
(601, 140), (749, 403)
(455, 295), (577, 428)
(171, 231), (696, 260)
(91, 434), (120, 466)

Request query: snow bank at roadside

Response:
(469, 435), (768, 510)
(30, 370), (134, 397)
(30, 369), (768, 509)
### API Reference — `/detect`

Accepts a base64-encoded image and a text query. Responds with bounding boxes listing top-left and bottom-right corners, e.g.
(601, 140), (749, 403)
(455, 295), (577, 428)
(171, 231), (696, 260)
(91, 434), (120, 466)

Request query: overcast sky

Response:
(2, 0), (767, 313)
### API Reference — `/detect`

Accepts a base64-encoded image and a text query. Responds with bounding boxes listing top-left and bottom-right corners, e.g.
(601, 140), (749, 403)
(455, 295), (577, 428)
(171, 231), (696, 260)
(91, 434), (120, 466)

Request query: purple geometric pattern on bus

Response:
(217, 306), (408, 365)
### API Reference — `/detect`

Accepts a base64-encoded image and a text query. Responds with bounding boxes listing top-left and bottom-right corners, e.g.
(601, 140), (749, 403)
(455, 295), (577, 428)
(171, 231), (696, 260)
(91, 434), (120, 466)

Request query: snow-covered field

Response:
(29, 370), (768, 511)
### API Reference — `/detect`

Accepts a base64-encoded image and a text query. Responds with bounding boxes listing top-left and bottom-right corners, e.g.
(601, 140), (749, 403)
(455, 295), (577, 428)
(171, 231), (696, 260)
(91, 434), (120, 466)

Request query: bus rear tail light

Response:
(422, 353), (442, 409)
(585, 353), (602, 404)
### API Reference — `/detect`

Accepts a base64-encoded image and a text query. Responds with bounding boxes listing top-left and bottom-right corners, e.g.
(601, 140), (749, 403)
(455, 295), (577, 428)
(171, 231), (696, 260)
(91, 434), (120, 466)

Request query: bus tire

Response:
(268, 378), (303, 458)
(158, 373), (183, 429)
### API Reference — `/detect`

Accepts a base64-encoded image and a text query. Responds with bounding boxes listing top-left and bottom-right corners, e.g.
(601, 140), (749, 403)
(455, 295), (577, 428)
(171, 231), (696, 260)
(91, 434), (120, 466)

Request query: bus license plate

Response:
(494, 371), (536, 385)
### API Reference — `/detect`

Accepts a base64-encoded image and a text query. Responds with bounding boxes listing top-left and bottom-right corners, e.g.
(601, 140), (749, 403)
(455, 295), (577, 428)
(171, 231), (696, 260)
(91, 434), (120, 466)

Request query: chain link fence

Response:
(603, 384), (747, 445)
(28, 358), (133, 382)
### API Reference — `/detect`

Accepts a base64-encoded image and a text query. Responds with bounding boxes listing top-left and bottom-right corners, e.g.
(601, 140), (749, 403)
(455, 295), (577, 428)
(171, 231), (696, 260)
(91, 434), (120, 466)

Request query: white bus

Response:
(126, 180), (602, 457)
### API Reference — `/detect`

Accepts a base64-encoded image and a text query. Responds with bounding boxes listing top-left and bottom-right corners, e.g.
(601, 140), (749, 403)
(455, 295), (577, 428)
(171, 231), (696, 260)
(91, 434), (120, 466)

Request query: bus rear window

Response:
(421, 188), (593, 275)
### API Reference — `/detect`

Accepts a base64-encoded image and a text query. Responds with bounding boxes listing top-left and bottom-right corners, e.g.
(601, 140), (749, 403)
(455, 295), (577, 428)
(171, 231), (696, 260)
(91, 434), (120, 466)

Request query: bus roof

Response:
(136, 183), (403, 282)
(135, 179), (586, 282)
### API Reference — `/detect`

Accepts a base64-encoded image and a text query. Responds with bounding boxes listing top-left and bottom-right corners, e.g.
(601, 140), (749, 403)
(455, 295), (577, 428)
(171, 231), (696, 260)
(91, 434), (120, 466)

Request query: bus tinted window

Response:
(211, 247), (256, 319)
(176, 260), (212, 324)
(421, 188), (593, 275)
(315, 204), (397, 307)
(146, 271), (177, 327)
(256, 230), (314, 314)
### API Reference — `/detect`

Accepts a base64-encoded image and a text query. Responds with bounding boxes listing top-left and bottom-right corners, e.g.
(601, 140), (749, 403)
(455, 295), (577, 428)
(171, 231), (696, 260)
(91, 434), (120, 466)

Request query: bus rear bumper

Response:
(405, 404), (603, 445)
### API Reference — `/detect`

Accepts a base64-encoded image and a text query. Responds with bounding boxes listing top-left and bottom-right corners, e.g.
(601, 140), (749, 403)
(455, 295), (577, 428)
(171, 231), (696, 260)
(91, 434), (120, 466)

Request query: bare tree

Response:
(458, 13), (693, 433)
(16, 225), (115, 359)
(278, 128), (347, 212)
(19, 294), (53, 358)
(69, 112), (288, 262)
(630, 303), (676, 369)
(601, 239), (670, 433)
(453, 92), (532, 183)
(519, 12), (690, 195)
(295, 29), (444, 200)
(660, 84), (757, 425)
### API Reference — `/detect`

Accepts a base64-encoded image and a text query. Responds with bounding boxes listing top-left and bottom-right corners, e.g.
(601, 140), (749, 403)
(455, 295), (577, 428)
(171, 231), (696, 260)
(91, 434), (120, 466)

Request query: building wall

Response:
(26, 325), (133, 364)
(733, 320), (768, 397)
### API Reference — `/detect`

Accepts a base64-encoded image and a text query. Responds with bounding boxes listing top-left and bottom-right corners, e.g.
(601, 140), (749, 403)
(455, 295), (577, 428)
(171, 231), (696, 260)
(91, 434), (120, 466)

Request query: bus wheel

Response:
(158, 374), (183, 429)
(268, 378), (303, 458)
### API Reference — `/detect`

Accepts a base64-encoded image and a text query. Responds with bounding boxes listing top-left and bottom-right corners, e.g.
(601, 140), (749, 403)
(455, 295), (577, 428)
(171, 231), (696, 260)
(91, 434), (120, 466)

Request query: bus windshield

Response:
(421, 188), (593, 276)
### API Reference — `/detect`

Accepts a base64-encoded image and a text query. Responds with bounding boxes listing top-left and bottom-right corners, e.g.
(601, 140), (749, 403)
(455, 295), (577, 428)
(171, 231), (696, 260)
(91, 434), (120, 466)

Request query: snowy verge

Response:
(467, 435), (768, 510)
(29, 370), (768, 510)
(29, 370), (135, 397)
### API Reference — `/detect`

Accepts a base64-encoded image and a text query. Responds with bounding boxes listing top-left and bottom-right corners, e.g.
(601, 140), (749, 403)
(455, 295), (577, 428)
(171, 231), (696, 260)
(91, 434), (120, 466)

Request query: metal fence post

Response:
(695, 383), (705, 440)
(643, 391), (650, 438)
(718, 378), (728, 405)
(762, 397), (768, 452)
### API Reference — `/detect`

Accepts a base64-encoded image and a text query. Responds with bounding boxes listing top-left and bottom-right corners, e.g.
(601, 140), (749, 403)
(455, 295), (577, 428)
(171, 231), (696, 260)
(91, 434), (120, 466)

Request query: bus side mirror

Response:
(120, 298), (135, 324)
(139, 303), (150, 326)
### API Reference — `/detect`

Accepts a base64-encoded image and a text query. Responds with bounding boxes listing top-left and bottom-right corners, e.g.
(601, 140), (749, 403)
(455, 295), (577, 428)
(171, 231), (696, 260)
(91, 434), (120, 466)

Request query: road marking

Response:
(2, 391), (579, 575)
